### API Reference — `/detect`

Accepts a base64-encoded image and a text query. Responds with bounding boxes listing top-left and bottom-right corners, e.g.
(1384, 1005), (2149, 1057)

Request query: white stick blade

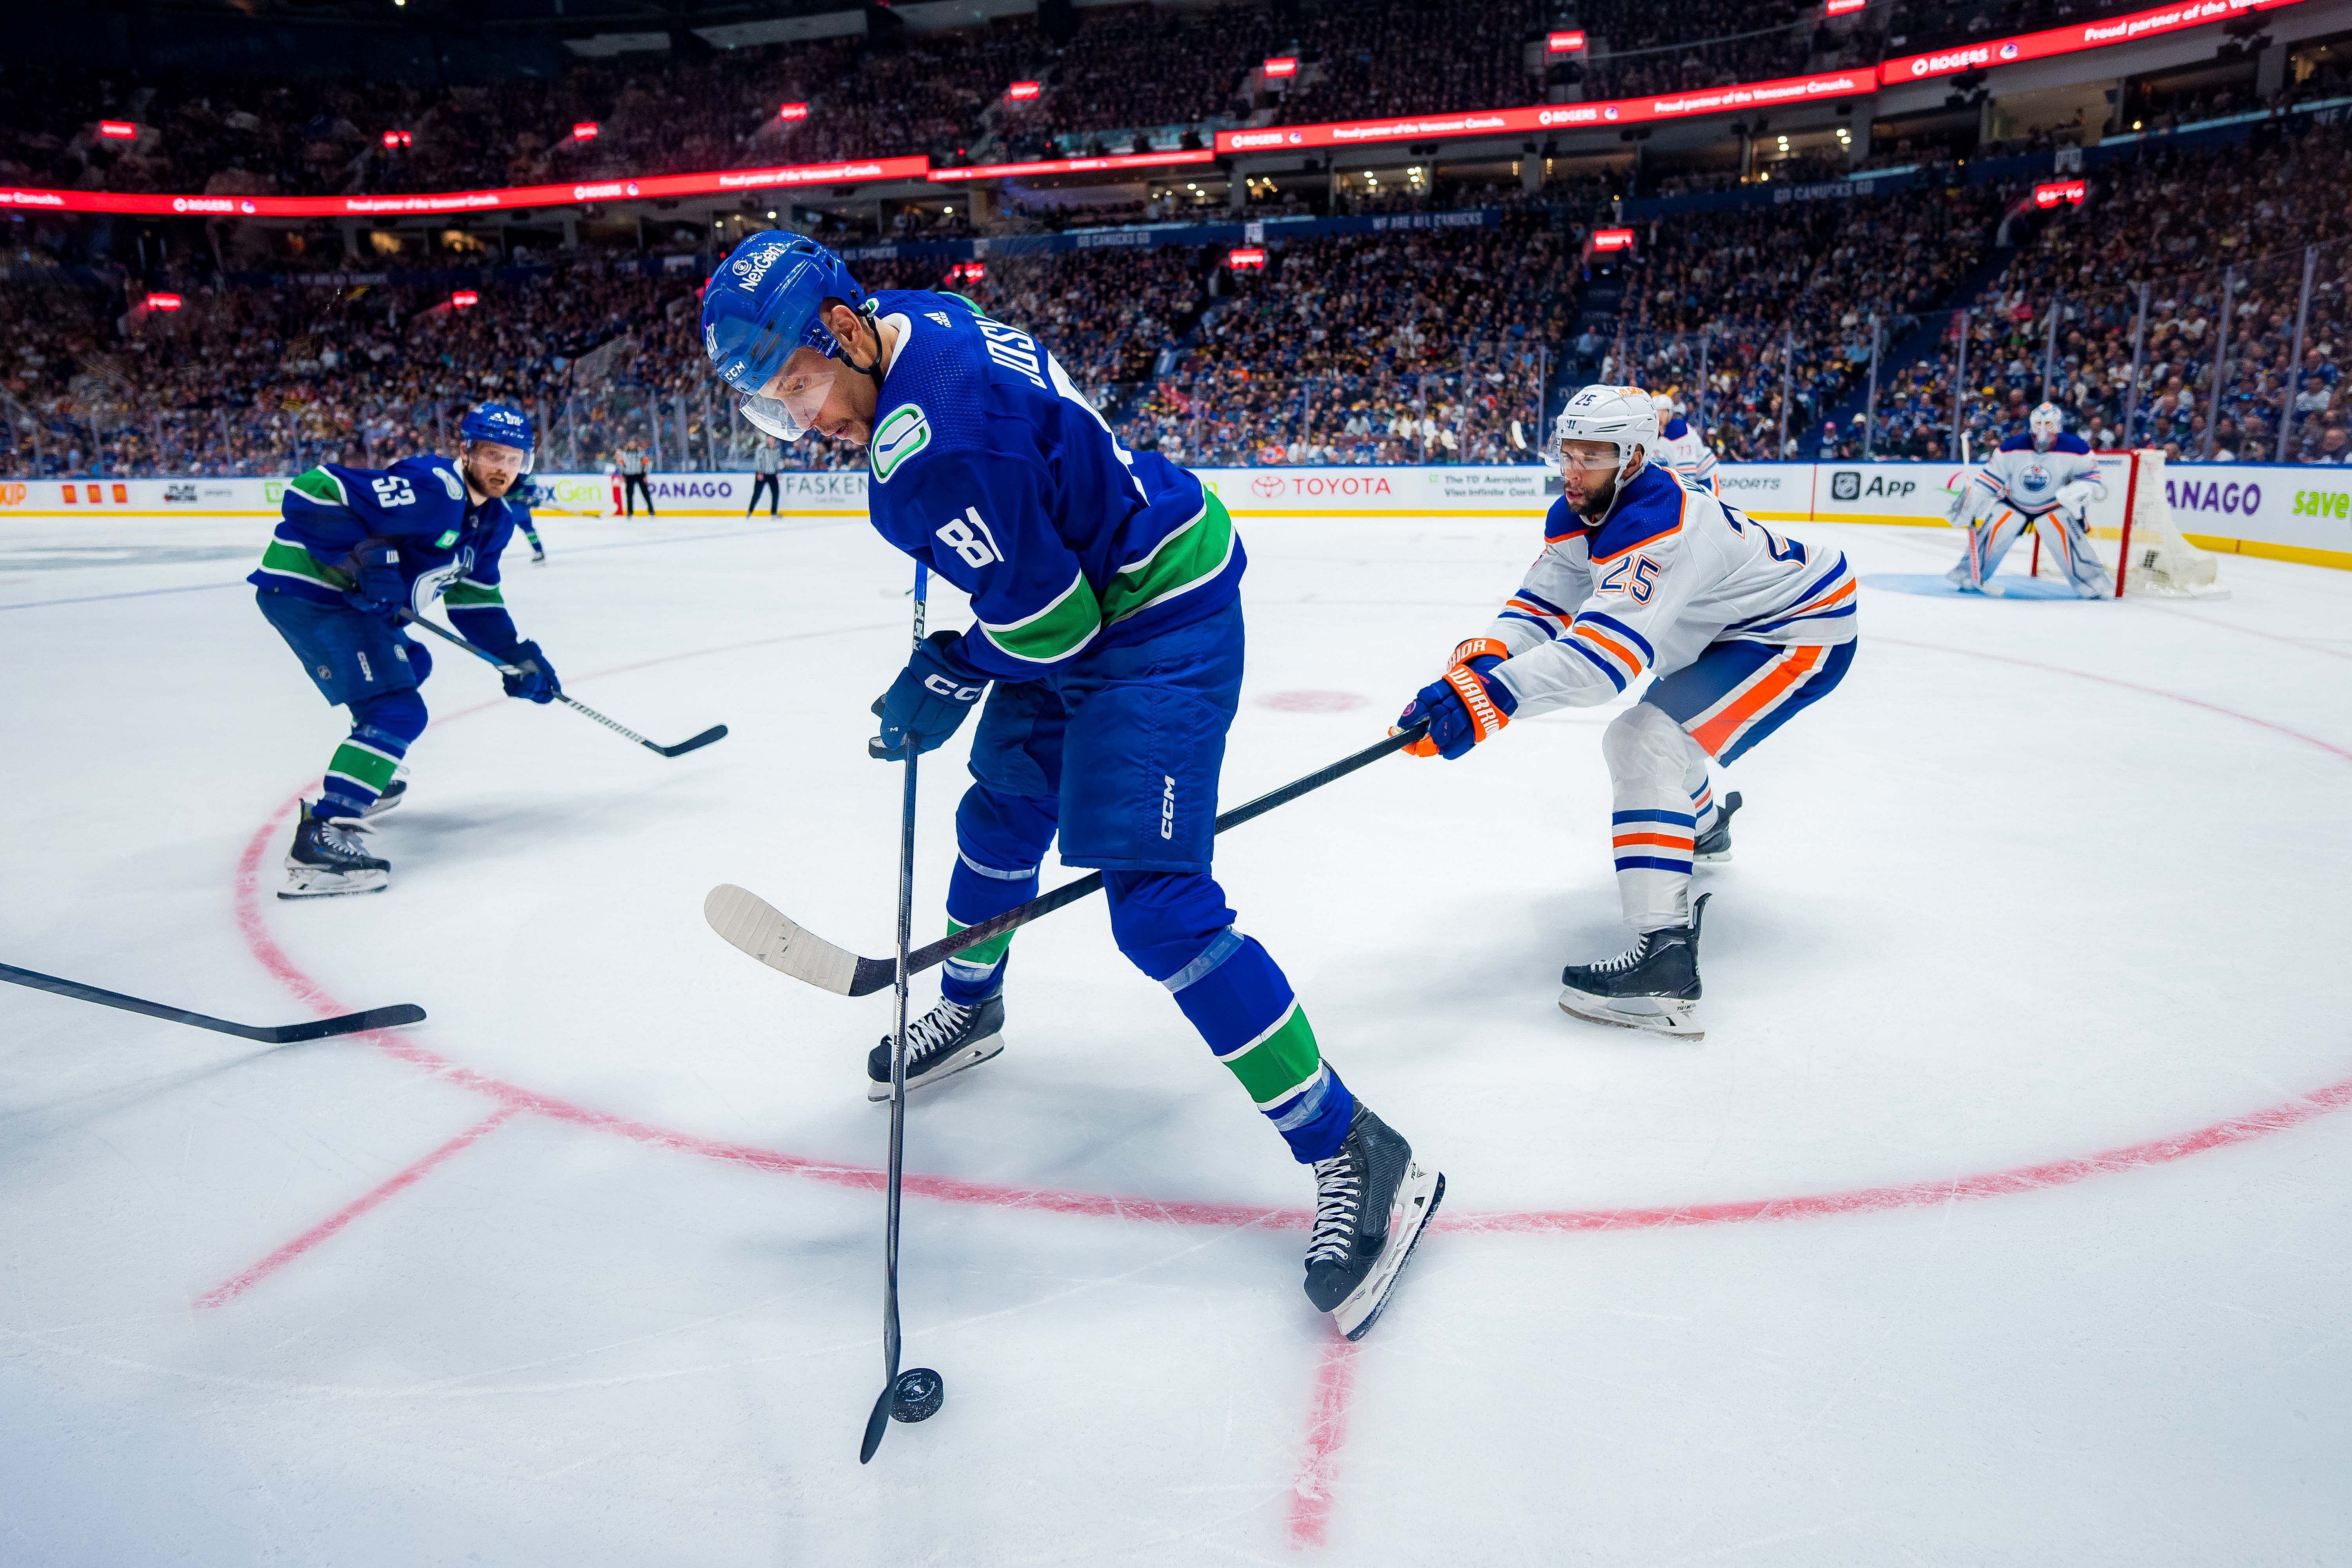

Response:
(704, 884), (860, 995)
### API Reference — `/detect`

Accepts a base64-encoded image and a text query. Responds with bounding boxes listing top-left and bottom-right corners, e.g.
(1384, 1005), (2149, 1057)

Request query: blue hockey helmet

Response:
(701, 232), (864, 399)
(458, 401), (536, 474)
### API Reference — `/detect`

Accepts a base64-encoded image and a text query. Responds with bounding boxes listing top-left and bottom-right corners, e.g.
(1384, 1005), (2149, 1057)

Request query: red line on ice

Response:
(1286, 1334), (1362, 1550)
(194, 1106), (517, 1309)
(228, 632), (2352, 1552)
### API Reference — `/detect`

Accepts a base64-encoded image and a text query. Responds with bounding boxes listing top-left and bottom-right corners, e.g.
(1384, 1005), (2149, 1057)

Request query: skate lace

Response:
(1587, 932), (1653, 976)
(904, 1000), (975, 1060)
(1305, 1153), (1363, 1267)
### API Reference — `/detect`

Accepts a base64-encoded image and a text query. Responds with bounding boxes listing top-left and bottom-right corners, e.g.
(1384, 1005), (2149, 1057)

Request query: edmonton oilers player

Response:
(701, 233), (1442, 1338)
(1944, 401), (2108, 597)
(249, 403), (560, 897)
(1395, 386), (1857, 1039)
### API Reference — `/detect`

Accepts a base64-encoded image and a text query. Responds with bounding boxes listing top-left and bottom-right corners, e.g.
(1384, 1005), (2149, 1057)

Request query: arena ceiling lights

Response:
(1880, 0), (2308, 82)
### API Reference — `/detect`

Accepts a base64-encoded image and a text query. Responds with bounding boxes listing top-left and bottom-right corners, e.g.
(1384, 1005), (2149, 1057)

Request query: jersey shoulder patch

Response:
(871, 403), (933, 483)
(2051, 433), (2093, 454)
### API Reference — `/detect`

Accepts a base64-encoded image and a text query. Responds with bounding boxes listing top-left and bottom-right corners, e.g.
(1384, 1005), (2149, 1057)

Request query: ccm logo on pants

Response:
(1161, 775), (1176, 839)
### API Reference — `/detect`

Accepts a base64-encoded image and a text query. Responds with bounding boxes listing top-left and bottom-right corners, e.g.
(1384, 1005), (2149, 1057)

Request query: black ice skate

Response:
(280, 808), (390, 899)
(867, 993), (1006, 1102)
(1692, 791), (1741, 862)
(1303, 1102), (1445, 1341)
(1558, 893), (1710, 1040)
(530, 545), (547, 564)
(361, 777), (407, 817)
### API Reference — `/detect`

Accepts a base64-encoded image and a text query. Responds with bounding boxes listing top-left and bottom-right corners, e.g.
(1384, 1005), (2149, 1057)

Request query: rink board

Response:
(5, 459), (2348, 568)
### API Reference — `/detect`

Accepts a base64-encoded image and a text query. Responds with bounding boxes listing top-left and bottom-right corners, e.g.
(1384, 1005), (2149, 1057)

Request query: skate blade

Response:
(1331, 1165), (1445, 1342)
(278, 869), (390, 899)
(1691, 846), (1731, 864)
(866, 1036), (1005, 1102)
(361, 796), (403, 818)
(1557, 989), (1704, 1041)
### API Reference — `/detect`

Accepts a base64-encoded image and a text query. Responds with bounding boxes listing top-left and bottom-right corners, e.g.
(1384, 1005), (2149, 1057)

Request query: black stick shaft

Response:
(398, 612), (704, 756)
(864, 561), (927, 1464)
(901, 720), (1428, 976)
(0, 963), (423, 1044)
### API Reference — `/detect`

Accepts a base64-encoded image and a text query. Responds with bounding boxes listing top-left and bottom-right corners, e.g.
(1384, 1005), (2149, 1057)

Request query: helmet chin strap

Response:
(838, 301), (889, 387)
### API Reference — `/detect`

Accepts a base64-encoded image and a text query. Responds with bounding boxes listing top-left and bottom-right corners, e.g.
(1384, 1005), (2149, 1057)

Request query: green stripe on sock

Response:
(259, 537), (349, 588)
(1101, 493), (1236, 625)
(946, 917), (1016, 967)
(327, 741), (399, 792)
(1220, 1002), (1321, 1109)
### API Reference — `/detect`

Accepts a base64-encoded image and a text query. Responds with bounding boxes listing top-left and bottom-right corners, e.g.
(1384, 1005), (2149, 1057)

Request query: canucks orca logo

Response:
(871, 405), (931, 483)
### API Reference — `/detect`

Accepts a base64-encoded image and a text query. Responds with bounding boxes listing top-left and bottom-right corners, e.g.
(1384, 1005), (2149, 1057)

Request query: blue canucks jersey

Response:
(249, 455), (526, 650)
(859, 288), (1242, 681)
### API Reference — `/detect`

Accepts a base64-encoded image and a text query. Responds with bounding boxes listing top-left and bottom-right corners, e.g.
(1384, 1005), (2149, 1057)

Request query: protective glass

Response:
(737, 357), (838, 443)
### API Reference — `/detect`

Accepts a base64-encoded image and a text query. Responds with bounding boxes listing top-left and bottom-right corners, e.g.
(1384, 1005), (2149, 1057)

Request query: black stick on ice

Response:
(397, 612), (728, 759)
(861, 561), (945, 1465)
(703, 720), (1431, 1000)
(0, 962), (425, 1044)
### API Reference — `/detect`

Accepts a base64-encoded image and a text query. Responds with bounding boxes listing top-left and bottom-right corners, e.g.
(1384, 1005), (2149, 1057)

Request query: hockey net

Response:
(2033, 448), (2226, 598)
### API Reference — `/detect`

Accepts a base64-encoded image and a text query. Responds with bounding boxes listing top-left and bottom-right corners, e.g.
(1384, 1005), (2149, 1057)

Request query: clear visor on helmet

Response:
(737, 355), (838, 443)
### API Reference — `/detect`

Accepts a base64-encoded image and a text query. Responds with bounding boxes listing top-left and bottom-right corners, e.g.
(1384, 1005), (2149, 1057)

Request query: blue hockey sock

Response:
(1165, 931), (1356, 1163)
(940, 787), (1054, 1005)
(319, 689), (426, 820)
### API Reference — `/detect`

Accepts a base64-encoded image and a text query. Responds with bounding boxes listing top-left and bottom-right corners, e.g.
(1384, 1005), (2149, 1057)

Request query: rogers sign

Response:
(1882, 0), (2308, 82)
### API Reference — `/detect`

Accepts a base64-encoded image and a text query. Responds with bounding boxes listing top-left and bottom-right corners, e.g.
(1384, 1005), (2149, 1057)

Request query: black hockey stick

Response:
(396, 612), (728, 758)
(0, 962), (425, 1044)
(704, 719), (1431, 999)
(862, 562), (944, 1464)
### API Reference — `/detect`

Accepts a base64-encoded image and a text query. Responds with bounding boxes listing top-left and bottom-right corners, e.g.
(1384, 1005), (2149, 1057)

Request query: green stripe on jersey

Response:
(1101, 492), (1236, 625)
(1218, 1001), (1322, 1109)
(978, 570), (1102, 666)
(326, 739), (400, 793)
(257, 536), (350, 588)
(443, 579), (504, 606)
(288, 467), (348, 508)
(945, 917), (1016, 968)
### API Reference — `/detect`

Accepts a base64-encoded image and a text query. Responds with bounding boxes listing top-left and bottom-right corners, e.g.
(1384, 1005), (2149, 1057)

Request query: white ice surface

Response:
(3, 509), (2349, 1566)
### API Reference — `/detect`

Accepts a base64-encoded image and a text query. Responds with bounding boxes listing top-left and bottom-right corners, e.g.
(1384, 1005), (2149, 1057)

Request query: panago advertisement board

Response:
(4, 462), (2346, 567)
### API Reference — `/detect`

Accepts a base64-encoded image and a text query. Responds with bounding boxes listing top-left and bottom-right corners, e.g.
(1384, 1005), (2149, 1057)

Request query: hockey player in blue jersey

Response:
(510, 477), (550, 563)
(1944, 401), (2108, 597)
(701, 233), (1441, 1338)
(1394, 385), (1857, 1039)
(249, 403), (561, 897)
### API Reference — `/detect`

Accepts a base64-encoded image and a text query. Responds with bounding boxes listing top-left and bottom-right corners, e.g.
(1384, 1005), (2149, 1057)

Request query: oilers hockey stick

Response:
(0, 962), (425, 1044)
(704, 720), (1431, 999)
(397, 612), (728, 758)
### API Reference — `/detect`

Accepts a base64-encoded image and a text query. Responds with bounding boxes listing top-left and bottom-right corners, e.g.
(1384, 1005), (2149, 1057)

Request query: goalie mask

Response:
(2029, 401), (2063, 450)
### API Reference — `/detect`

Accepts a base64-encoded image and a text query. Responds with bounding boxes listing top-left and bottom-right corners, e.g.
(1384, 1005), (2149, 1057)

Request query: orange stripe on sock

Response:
(1689, 645), (1826, 757)
(1612, 832), (1695, 850)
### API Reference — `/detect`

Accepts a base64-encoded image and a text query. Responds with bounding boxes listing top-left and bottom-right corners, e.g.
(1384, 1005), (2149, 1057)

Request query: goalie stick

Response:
(704, 720), (1431, 999)
(396, 612), (728, 758)
(0, 962), (426, 1044)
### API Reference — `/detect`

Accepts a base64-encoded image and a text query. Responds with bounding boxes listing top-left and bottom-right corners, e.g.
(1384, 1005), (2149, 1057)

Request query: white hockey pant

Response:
(1602, 702), (1715, 934)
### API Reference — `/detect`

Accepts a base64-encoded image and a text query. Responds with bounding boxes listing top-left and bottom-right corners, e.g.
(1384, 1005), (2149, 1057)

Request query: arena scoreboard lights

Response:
(1590, 228), (1636, 251)
(1546, 31), (1586, 52)
(2034, 179), (2088, 206)
(1227, 247), (1268, 269)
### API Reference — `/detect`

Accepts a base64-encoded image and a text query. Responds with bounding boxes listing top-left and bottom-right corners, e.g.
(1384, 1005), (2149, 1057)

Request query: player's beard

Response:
(1570, 469), (1618, 518)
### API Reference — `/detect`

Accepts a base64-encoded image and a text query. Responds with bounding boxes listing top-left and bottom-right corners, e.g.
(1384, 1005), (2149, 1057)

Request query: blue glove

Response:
(341, 541), (407, 618)
(870, 630), (987, 760)
(499, 639), (559, 703)
(1395, 662), (1518, 760)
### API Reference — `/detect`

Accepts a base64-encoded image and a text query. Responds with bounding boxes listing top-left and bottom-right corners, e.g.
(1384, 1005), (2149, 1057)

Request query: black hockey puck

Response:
(888, 1366), (944, 1424)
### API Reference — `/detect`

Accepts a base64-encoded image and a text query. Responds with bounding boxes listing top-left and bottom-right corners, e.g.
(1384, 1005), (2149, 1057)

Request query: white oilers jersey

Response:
(1973, 432), (2101, 517)
(1653, 417), (1718, 494)
(1487, 462), (1856, 715)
